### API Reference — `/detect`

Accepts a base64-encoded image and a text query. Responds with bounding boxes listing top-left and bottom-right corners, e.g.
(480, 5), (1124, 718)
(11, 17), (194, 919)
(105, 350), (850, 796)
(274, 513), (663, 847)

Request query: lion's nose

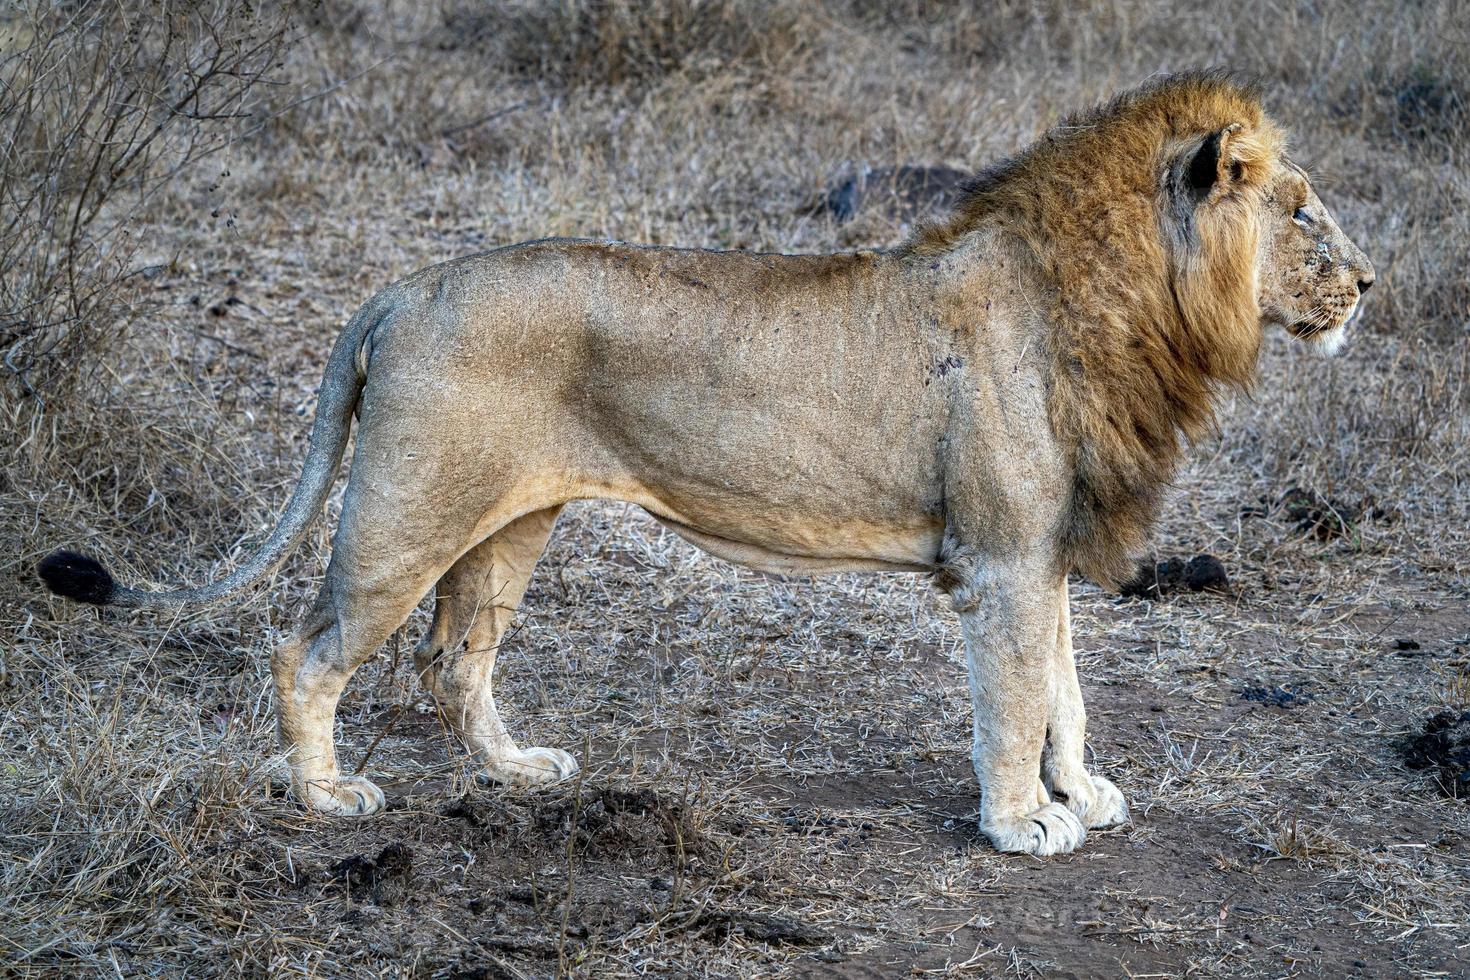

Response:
(1357, 275), (1375, 295)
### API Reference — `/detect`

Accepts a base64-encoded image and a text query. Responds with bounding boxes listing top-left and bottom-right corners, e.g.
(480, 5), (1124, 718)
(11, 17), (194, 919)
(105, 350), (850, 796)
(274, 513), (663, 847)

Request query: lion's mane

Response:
(906, 71), (1285, 585)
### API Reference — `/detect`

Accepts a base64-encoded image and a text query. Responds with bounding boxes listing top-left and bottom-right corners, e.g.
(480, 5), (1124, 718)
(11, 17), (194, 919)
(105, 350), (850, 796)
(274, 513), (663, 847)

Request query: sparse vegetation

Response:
(2, 0), (1467, 975)
(1, 1), (292, 396)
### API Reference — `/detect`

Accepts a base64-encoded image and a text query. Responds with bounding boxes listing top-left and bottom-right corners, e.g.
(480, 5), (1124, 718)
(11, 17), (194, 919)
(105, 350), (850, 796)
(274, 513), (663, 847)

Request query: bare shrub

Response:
(0, 0), (292, 400)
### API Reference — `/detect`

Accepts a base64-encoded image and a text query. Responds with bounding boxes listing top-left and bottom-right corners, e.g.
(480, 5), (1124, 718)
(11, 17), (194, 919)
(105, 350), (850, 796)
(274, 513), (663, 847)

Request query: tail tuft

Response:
(38, 551), (117, 606)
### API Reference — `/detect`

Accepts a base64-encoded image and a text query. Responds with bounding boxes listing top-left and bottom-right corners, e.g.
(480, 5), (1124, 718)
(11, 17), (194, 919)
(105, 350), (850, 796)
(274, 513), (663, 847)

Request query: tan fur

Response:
(41, 73), (1374, 856)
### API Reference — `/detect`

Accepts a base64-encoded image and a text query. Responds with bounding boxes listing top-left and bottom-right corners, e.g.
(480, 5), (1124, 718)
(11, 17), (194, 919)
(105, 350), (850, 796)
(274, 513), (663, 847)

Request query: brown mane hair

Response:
(905, 71), (1284, 586)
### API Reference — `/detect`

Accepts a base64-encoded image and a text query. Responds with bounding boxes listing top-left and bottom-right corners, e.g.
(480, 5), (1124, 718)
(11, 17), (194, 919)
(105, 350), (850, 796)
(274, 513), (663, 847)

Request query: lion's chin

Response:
(1285, 316), (1350, 357)
(1306, 323), (1348, 356)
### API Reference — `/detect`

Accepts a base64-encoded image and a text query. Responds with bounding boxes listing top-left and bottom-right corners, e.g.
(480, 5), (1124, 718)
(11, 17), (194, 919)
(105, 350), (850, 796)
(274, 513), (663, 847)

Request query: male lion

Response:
(40, 73), (1373, 856)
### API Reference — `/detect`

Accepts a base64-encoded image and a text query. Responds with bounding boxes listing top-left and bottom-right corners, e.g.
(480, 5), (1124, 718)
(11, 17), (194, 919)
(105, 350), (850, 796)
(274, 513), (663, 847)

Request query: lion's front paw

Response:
(1049, 773), (1129, 829)
(981, 802), (1086, 856)
(300, 774), (386, 817)
(480, 746), (579, 787)
(1077, 775), (1129, 828)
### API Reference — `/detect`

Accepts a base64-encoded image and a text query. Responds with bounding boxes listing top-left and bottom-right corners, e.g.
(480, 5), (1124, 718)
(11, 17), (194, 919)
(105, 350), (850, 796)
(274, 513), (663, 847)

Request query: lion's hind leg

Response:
(273, 603), (389, 816)
(272, 557), (453, 816)
(271, 479), (491, 816)
(413, 506), (577, 788)
(1040, 580), (1128, 829)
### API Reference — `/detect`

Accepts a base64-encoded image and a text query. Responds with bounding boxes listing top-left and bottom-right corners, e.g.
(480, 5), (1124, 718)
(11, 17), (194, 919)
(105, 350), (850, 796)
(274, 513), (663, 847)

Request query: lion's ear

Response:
(1185, 123), (1245, 202)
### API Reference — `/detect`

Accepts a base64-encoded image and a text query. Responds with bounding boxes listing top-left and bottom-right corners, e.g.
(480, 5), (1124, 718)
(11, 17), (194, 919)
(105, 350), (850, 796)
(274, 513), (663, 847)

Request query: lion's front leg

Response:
(1040, 580), (1129, 830)
(950, 555), (1086, 856)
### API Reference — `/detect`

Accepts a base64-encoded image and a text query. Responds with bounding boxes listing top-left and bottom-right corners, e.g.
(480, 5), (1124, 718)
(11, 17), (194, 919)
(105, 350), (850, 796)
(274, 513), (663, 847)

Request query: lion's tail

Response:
(37, 299), (387, 611)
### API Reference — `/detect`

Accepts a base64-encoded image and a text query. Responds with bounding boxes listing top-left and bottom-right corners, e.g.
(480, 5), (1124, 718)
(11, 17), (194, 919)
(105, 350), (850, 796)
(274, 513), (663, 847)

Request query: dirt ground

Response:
(228, 508), (1470, 978)
(3, 1), (1468, 977)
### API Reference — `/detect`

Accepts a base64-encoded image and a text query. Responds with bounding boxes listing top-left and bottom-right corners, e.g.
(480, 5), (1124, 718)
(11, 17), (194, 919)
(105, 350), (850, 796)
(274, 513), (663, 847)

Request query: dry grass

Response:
(2, 0), (1468, 975)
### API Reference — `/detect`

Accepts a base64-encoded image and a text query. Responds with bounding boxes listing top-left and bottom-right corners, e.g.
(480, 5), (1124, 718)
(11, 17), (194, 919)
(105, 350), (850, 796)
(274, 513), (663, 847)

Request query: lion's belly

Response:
(561, 405), (947, 574)
(647, 511), (942, 575)
(519, 470), (943, 574)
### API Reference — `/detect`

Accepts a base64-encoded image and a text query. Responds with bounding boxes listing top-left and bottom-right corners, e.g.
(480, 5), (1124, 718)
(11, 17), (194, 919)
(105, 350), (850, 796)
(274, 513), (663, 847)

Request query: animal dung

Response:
(1401, 710), (1470, 799)
(1119, 553), (1231, 599)
(328, 842), (414, 904)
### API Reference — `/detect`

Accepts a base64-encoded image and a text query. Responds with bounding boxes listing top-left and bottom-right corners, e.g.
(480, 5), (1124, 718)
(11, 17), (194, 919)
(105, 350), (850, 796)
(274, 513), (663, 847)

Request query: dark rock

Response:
(816, 165), (969, 223)
(1241, 684), (1314, 709)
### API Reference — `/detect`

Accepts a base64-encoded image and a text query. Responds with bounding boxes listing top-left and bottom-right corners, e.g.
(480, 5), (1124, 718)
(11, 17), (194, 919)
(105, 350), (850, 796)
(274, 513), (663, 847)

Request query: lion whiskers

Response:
(1298, 304), (1352, 355)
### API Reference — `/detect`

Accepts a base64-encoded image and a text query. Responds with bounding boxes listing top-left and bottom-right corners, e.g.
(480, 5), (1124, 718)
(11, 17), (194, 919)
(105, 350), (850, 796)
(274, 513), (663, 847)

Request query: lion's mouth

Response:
(1287, 310), (1353, 341)
(1295, 297), (1361, 340)
(1288, 315), (1351, 356)
(1288, 320), (1329, 338)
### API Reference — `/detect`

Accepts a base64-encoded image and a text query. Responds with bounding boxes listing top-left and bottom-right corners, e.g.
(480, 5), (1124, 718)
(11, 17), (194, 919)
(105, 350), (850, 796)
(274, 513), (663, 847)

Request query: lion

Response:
(38, 72), (1373, 856)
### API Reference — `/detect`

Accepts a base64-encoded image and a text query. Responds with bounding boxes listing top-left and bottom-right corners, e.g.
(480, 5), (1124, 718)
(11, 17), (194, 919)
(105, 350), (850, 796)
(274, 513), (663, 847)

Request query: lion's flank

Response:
(905, 71), (1283, 586)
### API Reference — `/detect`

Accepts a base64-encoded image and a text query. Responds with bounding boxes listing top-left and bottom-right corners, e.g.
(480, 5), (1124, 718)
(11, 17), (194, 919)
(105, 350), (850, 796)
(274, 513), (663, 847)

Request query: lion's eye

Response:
(1292, 207), (1311, 226)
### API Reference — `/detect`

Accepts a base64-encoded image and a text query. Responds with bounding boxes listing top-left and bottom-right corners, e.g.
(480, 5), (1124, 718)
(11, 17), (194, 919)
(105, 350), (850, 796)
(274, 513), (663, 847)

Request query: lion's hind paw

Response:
(301, 774), (386, 817)
(1074, 775), (1129, 829)
(480, 746), (580, 788)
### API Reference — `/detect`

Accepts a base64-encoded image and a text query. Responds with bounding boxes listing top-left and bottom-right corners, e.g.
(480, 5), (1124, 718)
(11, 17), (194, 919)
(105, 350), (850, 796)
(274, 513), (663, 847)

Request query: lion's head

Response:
(1159, 115), (1375, 361)
(1253, 160), (1375, 354)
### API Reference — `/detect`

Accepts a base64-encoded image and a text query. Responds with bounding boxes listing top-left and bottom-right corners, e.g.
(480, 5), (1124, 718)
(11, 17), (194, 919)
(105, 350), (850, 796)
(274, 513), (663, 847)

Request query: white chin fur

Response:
(1312, 324), (1347, 356)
